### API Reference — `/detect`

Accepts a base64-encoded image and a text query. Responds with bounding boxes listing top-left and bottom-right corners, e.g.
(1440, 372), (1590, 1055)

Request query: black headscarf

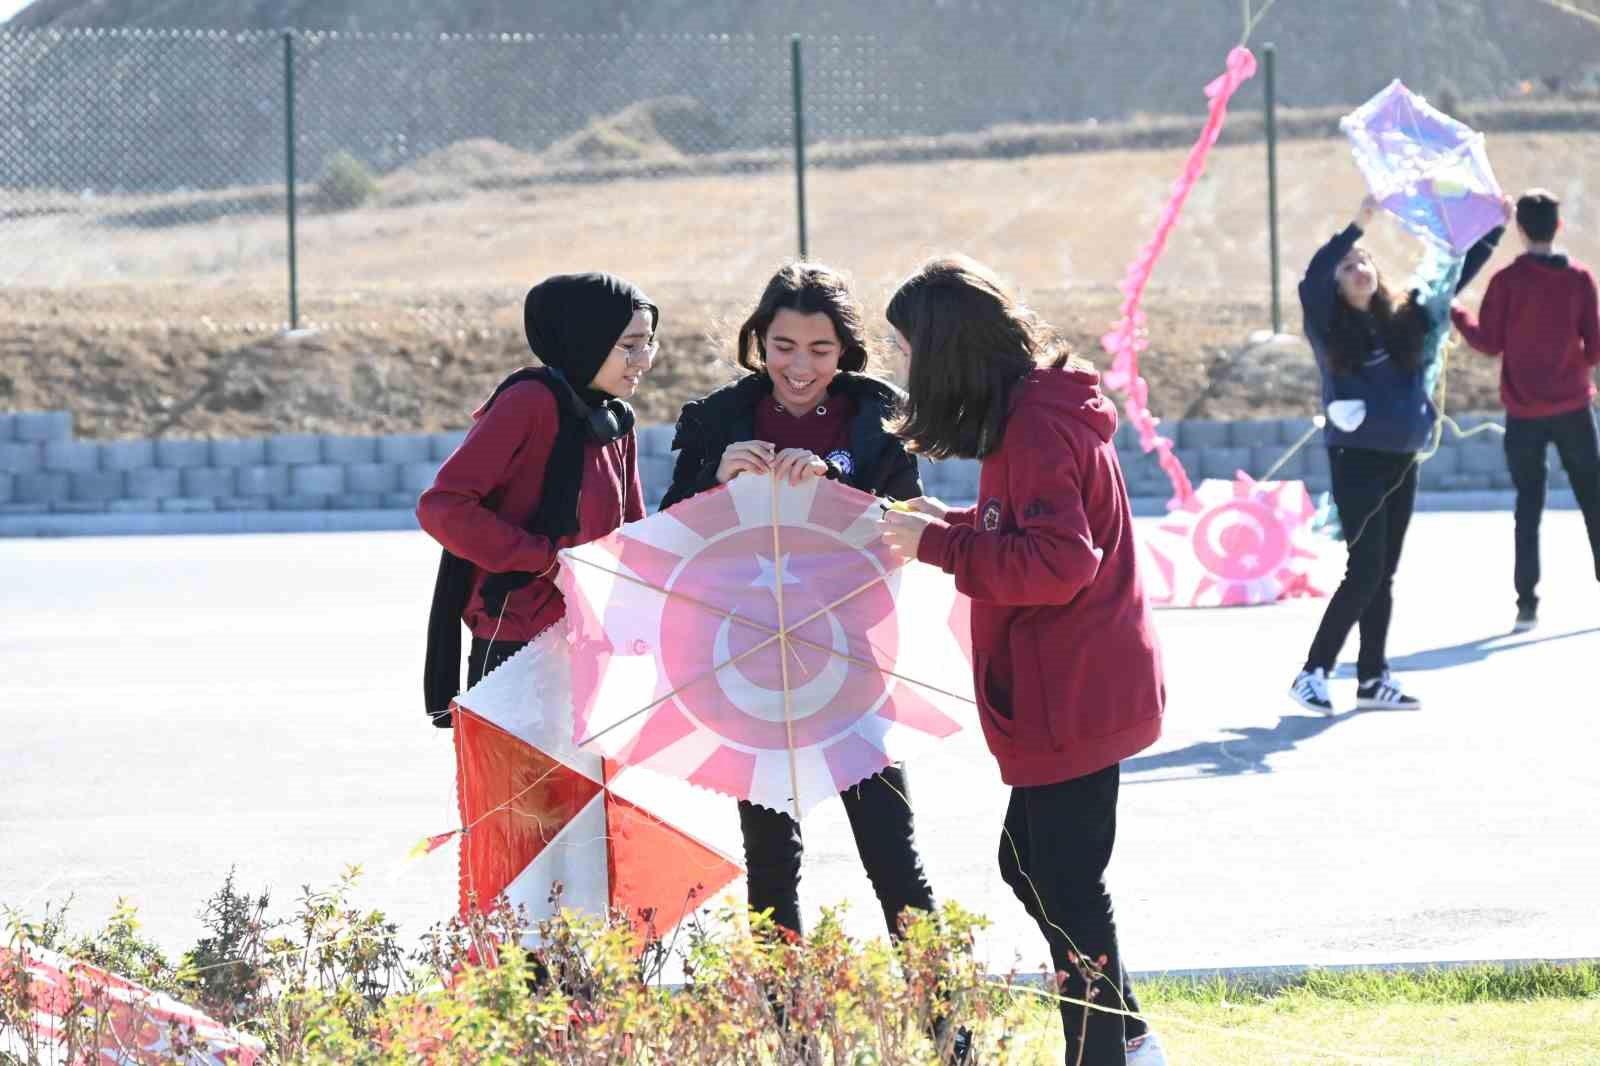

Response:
(423, 273), (658, 725)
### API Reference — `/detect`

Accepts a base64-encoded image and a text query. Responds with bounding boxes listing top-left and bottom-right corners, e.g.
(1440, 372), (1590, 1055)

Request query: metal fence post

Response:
(790, 35), (808, 260)
(283, 30), (300, 331)
(1264, 42), (1281, 335)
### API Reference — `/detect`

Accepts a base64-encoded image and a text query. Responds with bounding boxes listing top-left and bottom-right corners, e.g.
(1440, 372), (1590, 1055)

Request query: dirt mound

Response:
(394, 138), (543, 181)
(0, 280), (1510, 443)
(542, 97), (729, 166)
(1183, 332), (1325, 421)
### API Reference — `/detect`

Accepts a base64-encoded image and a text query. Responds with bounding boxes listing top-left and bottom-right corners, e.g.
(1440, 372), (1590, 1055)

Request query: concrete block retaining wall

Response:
(0, 410), (1563, 531)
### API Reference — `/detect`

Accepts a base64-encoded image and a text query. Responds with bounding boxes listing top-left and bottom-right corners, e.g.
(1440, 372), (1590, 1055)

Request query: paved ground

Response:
(3, 512), (1597, 977)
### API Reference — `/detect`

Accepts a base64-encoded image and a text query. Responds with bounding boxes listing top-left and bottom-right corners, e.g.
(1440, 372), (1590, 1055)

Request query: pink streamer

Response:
(1100, 46), (1259, 509)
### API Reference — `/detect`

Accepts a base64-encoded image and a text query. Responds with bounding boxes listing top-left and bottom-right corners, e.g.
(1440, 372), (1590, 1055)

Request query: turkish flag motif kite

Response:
(1139, 475), (1331, 608)
(1, 945), (263, 1064)
(453, 627), (743, 948)
(1341, 79), (1504, 255)
(556, 473), (975, 820)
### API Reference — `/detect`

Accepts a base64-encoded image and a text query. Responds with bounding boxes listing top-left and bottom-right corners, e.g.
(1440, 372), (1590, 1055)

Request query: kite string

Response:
(1531, 0), (1600, 31)
(1238, 0), (1280, 45)
(832, 778), (1389, 1064)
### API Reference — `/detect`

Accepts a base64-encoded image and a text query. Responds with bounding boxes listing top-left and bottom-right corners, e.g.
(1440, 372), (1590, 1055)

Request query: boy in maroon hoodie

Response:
(880, 256), (1166, 1066)
(1451, 190), (1600, 631)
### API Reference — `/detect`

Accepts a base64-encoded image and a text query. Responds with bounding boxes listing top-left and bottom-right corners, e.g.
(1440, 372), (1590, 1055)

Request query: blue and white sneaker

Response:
(1289, 668), (1334, 716)
(1356, 672), (1421, 710)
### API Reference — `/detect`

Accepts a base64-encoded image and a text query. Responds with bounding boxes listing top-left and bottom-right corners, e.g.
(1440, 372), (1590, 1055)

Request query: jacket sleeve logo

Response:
(981, 498), (1003, 531)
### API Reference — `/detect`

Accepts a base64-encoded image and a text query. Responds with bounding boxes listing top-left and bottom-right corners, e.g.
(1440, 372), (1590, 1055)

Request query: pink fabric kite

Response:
(1101, 46), (1259, 507)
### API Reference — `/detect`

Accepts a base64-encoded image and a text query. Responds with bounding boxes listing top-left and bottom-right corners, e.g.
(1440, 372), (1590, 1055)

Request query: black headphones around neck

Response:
(543, 367), (624, 442)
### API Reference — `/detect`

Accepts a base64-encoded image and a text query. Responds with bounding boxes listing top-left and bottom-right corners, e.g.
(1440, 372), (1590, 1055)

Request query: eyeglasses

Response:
(614, 340), (659, 367)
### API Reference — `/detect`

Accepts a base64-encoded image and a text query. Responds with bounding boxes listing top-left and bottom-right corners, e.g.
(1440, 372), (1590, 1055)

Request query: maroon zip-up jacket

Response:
(417, 375), (644, 642)
(916, 366), (1164, 787)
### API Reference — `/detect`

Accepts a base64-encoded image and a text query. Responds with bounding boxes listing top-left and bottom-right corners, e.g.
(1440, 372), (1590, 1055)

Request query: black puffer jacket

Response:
(659, 372), (922, 510)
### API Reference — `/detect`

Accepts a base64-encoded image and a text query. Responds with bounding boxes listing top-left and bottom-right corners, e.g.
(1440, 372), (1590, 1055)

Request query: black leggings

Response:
(737, 763), (936, 940)
(998, 764), (1146, 1065)
(1304, 446), (1419, 682)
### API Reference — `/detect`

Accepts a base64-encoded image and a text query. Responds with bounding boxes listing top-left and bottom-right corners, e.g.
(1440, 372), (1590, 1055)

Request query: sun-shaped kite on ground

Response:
(1140, 474), (1330, 608)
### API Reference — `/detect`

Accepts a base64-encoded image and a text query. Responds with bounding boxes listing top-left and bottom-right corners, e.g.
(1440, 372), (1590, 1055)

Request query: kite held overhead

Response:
(1341, 79), (1505, 254)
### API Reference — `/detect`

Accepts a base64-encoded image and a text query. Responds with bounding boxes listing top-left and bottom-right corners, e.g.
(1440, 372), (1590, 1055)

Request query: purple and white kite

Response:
(1340, 79), (1504, 254)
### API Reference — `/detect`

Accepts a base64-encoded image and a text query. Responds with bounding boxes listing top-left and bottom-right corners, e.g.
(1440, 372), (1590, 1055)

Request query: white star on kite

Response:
(751, 553), (801, 595)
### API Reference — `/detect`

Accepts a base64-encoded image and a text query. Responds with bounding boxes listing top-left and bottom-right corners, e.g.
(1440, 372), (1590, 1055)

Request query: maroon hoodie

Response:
(1450, 253), (1600, 418)
(417, 376), (644, 642)
(916, 366), (1164, 787)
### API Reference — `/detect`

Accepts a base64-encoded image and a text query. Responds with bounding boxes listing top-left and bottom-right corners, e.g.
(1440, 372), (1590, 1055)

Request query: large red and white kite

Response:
(452, 628), (743, 948)
(556, 473), (974, 820)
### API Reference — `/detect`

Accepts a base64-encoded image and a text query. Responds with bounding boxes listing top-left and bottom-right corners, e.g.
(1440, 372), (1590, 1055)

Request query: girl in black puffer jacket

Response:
(660, 262), (938, 947)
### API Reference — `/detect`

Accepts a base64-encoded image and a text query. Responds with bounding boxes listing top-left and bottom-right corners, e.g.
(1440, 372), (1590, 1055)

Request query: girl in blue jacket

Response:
(1290, 195), (1504, 715)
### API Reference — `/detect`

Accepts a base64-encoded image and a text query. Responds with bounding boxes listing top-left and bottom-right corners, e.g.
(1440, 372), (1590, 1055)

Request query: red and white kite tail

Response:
(1098, 46), (1258, 511)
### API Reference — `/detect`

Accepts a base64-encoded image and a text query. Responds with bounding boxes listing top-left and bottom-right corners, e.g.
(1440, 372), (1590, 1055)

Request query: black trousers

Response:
(466, 636), (529, 688)
(999, 764), (1145, 1066)
(1305, 446), (1419, 682)
(1504, 406), (1600, 610)
(737, 763), (936, 940)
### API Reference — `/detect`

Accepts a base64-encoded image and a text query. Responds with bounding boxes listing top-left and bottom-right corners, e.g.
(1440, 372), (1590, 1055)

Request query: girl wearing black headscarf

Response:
(419, 273), (659, 725)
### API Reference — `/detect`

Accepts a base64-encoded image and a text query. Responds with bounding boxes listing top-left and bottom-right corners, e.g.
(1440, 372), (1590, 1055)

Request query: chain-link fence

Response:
(0, 30), (867, 322)
(3, 20), (1600, 441)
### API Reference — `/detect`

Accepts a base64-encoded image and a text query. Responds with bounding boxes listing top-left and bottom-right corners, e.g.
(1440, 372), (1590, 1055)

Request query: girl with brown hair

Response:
(1289, 195), (1504, 715)
(878, 254), (1166, 1066)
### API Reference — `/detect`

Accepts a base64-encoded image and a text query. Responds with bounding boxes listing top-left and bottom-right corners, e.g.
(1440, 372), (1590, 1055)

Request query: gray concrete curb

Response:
(0, 490), (1579, 539)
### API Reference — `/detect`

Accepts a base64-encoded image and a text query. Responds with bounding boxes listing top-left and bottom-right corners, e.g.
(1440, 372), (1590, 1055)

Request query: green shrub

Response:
(4, 874), (1009, 1065)
(316, 151), (378, 212)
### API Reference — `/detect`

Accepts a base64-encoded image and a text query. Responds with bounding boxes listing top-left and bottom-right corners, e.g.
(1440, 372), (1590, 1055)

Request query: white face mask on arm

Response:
(1327, 399), (1368, 432)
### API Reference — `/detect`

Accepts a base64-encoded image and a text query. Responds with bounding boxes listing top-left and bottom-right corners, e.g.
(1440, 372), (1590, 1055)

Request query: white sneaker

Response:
(1289, 668), (1334, 716)
(1126, 1030), (1169, 1065)
(1356, 672), (1422, 710)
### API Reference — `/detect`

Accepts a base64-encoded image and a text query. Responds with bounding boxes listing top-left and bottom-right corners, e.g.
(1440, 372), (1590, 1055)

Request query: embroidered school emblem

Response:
(981, 498), (1003, 531)
(826, 450), (855, 478)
